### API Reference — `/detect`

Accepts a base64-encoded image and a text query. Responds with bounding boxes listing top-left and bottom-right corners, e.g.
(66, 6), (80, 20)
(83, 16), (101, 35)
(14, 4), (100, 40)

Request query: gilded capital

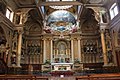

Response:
(17, 28), (24, 34)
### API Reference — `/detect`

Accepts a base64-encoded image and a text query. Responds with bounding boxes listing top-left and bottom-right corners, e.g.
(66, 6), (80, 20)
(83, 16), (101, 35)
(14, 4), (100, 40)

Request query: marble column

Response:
(78, 38), (82, 62)
(100, 29), (108, 66)
(43, 39), (46, 63)
(71, 39), (74, 63)
(19, 14), (23, 24)
(16, 29), (23, 67)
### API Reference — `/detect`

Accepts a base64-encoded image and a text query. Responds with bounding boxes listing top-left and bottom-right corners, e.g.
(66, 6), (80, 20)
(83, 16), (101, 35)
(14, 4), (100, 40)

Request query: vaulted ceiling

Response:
(2, 0), (108, 30)
(11, 0), (107, 20)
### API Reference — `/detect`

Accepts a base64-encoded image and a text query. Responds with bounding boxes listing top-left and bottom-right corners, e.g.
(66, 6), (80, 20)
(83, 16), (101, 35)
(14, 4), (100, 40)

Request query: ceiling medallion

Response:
(49, 5), (73, 10)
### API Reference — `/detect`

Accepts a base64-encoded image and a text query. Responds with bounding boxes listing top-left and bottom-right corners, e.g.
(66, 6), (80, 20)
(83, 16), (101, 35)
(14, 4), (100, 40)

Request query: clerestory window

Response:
(109, 3), (119, 20)
(6, 8), (14, 22)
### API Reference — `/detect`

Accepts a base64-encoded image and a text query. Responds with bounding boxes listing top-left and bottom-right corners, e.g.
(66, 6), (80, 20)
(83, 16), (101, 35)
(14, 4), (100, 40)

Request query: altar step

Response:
(50, 76), (75, 80)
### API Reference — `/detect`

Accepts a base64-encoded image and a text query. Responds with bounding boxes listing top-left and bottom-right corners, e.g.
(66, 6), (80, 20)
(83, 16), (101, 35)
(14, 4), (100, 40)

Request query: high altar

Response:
(41, 10), (103, 72)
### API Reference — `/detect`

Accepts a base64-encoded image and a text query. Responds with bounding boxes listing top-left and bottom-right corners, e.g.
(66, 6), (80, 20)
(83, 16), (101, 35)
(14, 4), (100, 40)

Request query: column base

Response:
(103, 64), (108, 67)
(103, 63), (115, 67)
(8, 66), (21, 74)
(16, 65), (22, 68)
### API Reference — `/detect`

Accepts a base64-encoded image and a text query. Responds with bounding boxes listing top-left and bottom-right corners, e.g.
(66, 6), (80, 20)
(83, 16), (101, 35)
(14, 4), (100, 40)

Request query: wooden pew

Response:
(35, 76), (49, 80)
(76, 75), (89, 80)
(0, 75), (49, 80)
(89, 73), (120, 80)
(76, 73), (120, 80)
(0, 75), (6, 80)
(5, 75), (33, 80)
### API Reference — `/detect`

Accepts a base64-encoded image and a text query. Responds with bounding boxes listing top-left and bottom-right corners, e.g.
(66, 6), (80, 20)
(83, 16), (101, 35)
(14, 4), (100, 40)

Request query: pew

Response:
(76, 75), (89, 80)
(76, 73), (120, 80)
(90, 73), (120, 80)
(0, 75), (49, 80)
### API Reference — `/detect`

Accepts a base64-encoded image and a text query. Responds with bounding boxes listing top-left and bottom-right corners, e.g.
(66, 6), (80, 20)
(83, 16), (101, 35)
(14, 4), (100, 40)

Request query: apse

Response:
(47, 10), (76, 26)
(46, 10), (77, 32)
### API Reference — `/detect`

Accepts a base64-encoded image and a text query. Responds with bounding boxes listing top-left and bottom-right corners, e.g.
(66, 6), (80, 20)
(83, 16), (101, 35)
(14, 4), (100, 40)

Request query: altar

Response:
(50, 63), (74, 76)
(51, 63), (73, 71)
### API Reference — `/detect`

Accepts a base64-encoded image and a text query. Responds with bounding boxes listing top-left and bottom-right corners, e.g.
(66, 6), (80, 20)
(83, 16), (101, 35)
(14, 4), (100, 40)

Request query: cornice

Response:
(0, 12), (14, 30)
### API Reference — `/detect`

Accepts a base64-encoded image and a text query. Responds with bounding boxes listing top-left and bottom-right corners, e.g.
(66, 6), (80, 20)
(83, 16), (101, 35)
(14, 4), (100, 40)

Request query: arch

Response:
(57, 41), (67, 54)
(24, 9), (43, 33)
(0, 25), (7, 45)
(80, 8), (99, 32)
(54, 39), (70, 48)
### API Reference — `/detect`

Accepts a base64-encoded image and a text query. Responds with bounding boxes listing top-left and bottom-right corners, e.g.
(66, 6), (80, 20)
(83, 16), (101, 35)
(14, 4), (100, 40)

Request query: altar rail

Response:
(76, 73), (120, 80)
(0, 75), (49, 80)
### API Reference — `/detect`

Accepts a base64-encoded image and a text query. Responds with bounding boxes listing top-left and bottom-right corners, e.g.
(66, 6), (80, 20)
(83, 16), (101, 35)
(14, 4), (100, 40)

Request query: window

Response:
(6, 8), (14, 22)
(109, 3), (119, 20)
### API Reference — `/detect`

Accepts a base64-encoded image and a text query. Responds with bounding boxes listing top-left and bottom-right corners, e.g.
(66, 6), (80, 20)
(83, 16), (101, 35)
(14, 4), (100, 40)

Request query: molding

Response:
(39, 1), (82, 6)
(109, 13), (120, 30)
(0, 12), (14, 30)
(84, 4), (103, 7)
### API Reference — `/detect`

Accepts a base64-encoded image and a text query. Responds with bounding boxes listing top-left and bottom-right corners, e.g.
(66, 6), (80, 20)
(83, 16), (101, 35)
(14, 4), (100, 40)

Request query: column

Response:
(57, 49), (58, 55)
(71, 39), (74, 63)
(50, 39), (53, 63)
(78, 38), (82, 62)
(43, 39), (46, 63)
(16, 29), (23, 67)
(100, 29), (108, 66)
(53, 49), (55, 58)
(19, 14), (23, 24)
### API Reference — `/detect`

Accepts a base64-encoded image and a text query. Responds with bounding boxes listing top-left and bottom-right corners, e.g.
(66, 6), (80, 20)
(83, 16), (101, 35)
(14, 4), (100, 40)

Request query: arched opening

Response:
(0, 26), (7, 46)
(46, 10), (76, 32)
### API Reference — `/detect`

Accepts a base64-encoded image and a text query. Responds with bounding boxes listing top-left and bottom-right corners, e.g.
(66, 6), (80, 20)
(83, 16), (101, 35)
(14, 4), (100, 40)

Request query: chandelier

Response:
(50, 5), (73, 10)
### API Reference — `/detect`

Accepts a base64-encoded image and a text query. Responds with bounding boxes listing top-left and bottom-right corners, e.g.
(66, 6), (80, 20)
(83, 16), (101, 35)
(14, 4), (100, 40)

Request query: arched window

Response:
(6, 8), (14, 22)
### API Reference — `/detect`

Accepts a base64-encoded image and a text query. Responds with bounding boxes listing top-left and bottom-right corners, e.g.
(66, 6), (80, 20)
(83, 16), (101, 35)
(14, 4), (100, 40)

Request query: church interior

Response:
(0, 0), (120, 79)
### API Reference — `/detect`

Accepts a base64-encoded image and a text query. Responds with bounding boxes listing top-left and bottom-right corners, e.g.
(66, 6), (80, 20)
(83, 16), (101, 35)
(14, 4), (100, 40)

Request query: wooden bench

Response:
(35, 76), (49, 80)
(0, 75), (49, 80)
(76, 73), (120, 80)
(89, 73), (120, 80)
(76, 75), (89, 80)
